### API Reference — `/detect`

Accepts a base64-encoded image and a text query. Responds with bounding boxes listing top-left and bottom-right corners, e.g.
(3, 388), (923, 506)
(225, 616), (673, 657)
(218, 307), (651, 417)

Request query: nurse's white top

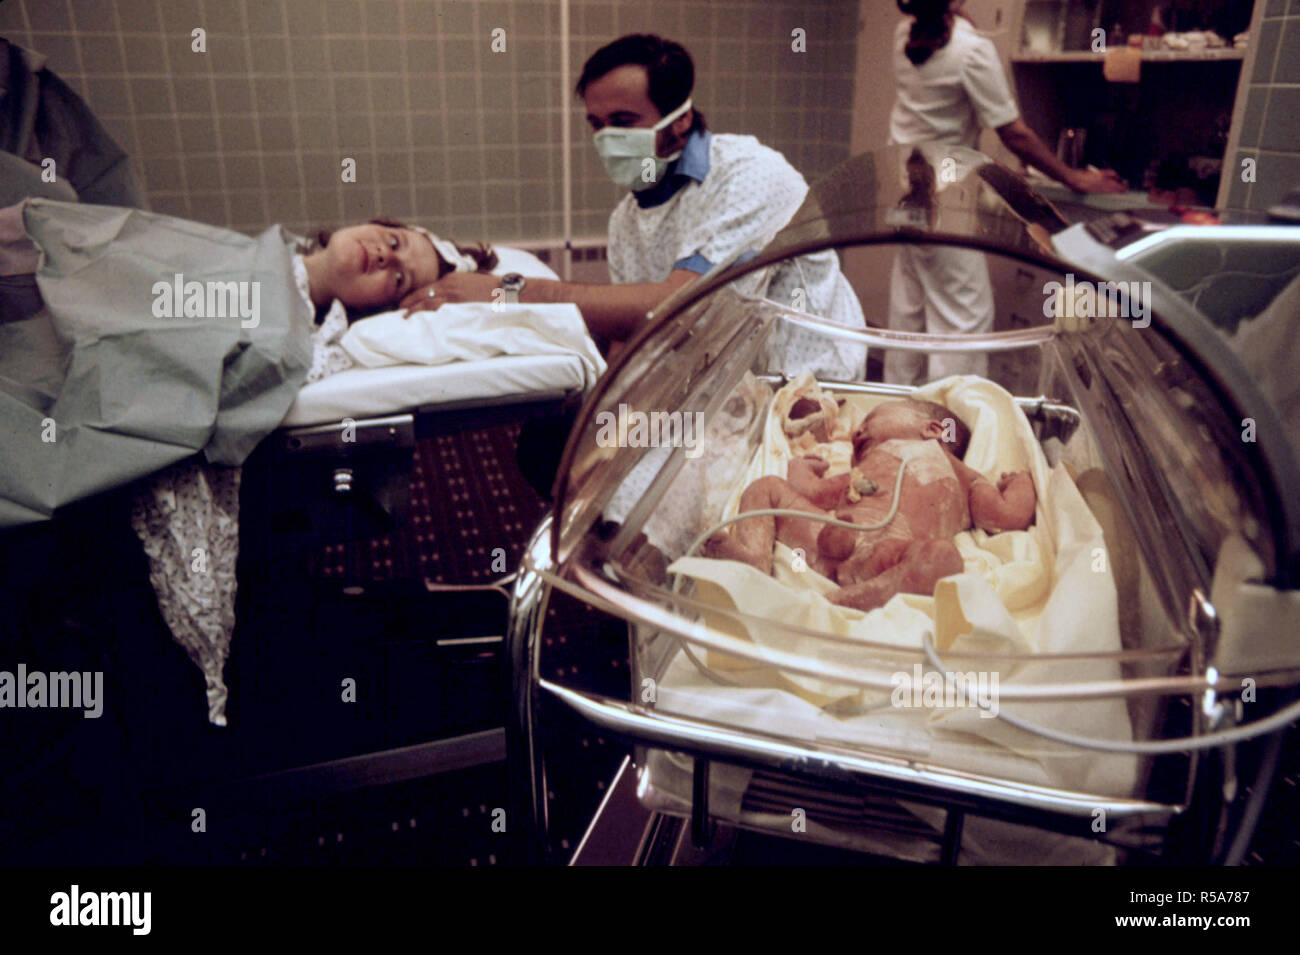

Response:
(889, 17), (1019, 147)
(607, 132), (868, 381)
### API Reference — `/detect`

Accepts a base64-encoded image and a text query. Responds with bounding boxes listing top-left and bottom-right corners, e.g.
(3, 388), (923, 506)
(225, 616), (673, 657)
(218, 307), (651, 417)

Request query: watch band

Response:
(501, 272), (525, 305)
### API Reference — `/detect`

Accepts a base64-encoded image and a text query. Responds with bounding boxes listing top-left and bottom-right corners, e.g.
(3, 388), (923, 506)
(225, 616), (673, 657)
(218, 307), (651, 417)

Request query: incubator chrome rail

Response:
(538, 680), (1177, 822)
(555, 560), (1289, 700)
(761, 303), (1058, 352)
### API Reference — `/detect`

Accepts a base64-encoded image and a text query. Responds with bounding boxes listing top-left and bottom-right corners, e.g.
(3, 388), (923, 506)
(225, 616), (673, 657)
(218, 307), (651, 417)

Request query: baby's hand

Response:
(998, 471), (1032, 493)
(787, 455), (845, 509)
(801, 455), (829, 477)
(971, 470), (1036, 533)
(786, 455), (827, 484)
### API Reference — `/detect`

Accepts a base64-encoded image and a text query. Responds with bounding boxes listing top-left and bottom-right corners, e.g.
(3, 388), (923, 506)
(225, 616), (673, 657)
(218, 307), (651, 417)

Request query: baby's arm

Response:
(969, 471), (1036, 532)
(947, 454), (1036, 532)
(787, 455), (850, 510)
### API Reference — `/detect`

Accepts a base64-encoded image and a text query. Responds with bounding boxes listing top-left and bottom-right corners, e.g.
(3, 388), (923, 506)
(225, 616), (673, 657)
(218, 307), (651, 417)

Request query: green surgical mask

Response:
(592, 98), (693, 192)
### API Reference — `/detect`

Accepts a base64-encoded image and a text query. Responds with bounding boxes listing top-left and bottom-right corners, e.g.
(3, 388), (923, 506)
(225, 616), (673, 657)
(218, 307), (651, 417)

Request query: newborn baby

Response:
(705, 397), (1037, 611)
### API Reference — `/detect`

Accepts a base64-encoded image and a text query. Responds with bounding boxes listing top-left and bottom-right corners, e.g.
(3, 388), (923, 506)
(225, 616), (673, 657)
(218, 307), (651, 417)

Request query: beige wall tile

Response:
(6, 0), (858, 245)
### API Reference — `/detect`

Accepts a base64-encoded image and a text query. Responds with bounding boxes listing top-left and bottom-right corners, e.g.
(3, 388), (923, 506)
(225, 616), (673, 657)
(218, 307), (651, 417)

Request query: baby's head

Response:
(852, 398), (971, 461)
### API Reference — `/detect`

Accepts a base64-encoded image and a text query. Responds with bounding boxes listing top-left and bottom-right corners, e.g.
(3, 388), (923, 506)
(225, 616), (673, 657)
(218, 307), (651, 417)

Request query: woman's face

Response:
(321, 223), (442, 310)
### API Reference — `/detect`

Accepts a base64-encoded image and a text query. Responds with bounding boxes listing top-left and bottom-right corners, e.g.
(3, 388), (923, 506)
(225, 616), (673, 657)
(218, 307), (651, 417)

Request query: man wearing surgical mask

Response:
(401, 34), (867, 381)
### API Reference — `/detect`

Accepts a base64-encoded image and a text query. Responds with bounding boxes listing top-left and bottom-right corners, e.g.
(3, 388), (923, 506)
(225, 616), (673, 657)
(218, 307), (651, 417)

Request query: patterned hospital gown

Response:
(130, 252), (354, 725)
(607, 132), (868, 381)
(296, 254), (356, 383)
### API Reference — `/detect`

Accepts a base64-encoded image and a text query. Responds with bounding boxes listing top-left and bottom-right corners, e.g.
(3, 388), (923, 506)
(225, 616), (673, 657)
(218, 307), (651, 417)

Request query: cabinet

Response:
(1004, 0), (1254, 204)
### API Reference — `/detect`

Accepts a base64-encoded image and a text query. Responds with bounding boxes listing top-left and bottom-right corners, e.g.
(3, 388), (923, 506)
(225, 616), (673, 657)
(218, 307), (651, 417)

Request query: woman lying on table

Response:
(0, 200), (497, 386)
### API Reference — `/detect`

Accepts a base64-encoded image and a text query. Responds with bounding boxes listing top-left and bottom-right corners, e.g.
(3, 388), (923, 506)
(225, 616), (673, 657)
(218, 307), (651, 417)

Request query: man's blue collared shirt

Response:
(633, 129), (711, 210)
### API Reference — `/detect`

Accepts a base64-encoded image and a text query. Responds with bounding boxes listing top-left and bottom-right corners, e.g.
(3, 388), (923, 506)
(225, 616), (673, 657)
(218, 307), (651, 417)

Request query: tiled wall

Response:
(0, 0), (859, 244)
(1223, 0), (1300, 214)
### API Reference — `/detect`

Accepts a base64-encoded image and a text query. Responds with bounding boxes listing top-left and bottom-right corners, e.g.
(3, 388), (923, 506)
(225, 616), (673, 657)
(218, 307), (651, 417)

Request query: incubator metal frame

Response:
(508, 146), (1300, 865)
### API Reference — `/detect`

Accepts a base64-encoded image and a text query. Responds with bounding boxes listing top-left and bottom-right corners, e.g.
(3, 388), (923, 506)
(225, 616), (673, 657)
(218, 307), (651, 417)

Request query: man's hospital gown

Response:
(607, 131), (868, 382)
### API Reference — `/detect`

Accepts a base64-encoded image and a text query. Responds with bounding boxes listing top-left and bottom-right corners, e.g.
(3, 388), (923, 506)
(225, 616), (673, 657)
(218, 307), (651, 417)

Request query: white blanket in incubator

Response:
(655, 374), (1138, 799)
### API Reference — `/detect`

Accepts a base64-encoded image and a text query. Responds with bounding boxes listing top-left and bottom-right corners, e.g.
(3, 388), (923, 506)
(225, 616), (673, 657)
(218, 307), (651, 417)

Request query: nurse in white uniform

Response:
(885, 0), (1124, 385)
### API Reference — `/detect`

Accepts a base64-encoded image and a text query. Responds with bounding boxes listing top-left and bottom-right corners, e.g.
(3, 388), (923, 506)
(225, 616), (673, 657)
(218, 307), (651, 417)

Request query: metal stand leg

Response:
(691, 758), (715, 849)
(941, 809), (965, 865)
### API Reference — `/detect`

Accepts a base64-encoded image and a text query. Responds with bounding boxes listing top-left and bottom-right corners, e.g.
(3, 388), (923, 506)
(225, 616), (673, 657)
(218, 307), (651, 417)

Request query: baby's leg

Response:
(704, 476), (826, 575)
(835, 537), (911, 586)
(819, 507), (911, 568)
(829, 539), (963, 612)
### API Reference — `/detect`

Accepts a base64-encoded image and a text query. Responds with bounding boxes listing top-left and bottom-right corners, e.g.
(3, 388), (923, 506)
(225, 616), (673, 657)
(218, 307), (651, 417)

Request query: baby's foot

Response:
(701, 531), (772, 575)
(837, 537), (908, 586)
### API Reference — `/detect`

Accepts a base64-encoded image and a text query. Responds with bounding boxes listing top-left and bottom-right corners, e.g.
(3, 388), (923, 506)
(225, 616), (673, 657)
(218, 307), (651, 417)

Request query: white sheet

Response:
(280, 245), (602, 427)
(340, 302), (605, 389)
(661, 375), (1138, 798)
(282, 353), (588, 427)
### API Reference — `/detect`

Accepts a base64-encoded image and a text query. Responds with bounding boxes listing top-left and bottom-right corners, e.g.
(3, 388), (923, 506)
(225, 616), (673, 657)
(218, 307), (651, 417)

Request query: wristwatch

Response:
(500, 272), (526, 305)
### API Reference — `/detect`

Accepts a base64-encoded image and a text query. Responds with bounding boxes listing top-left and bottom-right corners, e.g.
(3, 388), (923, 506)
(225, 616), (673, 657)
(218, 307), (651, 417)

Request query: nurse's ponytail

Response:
(897, 0), (954, 66)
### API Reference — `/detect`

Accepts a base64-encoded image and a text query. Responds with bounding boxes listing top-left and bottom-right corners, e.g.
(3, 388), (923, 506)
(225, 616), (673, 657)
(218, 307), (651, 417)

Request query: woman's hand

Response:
(400, 283), (440, 315)
(1065, 166), (1127, 195)
(400, 273), (501, 316)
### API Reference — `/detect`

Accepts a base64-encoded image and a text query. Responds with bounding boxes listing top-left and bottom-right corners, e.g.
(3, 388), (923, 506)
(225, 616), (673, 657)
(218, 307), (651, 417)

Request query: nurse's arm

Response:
(513, 268), (700, 342)
(995, 119), (1125, 194)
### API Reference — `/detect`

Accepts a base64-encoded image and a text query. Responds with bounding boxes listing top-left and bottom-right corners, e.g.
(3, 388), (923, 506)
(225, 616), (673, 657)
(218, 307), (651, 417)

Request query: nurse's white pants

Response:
(883, 244), (993, 385)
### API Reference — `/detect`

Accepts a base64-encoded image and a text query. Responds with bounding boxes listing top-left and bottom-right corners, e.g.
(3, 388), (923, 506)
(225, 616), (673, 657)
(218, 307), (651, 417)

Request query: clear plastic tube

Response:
(922, 634), (1300, 754)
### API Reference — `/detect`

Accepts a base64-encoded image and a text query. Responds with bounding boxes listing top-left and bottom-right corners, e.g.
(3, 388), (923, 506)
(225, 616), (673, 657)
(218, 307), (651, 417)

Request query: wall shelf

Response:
(1005, 0), (1254, 197)
(1012, 48), (1246, 63)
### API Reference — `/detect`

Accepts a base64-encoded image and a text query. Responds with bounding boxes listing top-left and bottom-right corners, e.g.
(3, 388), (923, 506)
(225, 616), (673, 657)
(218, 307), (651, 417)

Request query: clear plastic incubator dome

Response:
(510, 145), (1300, 864)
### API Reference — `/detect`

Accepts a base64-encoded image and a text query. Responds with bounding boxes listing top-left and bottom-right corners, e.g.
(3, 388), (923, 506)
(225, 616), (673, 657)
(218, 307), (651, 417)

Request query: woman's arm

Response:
(995, 119), (1126, 194)
(787, 455), (849, 510)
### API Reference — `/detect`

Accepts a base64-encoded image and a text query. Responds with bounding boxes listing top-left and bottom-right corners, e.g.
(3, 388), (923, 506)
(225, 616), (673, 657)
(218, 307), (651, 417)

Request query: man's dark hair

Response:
(576, 34), (707, 133)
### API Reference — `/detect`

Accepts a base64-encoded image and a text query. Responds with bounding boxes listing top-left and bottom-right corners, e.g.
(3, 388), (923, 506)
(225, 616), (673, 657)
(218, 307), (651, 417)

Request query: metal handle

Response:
(537, 678), (1179, 821)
